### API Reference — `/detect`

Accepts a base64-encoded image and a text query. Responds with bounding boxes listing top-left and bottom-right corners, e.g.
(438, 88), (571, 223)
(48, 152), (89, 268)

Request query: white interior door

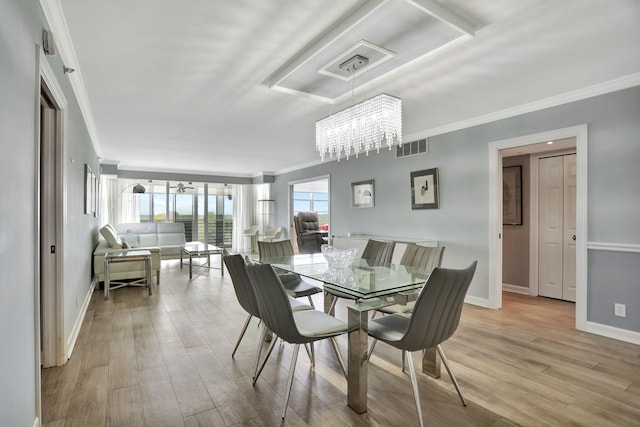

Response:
(40, 93), (58, 367)
(538, 154), (576, 301)
(538, 156), (564, 299)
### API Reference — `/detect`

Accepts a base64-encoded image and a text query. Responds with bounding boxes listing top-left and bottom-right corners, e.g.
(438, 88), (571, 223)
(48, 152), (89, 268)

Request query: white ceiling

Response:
(55, 0), (640, 178)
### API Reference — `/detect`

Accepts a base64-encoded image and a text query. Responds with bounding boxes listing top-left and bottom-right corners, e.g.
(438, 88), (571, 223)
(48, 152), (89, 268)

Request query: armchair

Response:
(293, 212), (326, 254)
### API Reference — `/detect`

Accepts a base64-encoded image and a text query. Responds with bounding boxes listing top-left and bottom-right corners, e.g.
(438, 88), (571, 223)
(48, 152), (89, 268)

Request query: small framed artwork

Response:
(351, 179), (374, 208)
(84, 164), (93, 215)
(410, 168), (439, 209)
(93, 176), (100, 217)
(503, 165), (522, 225)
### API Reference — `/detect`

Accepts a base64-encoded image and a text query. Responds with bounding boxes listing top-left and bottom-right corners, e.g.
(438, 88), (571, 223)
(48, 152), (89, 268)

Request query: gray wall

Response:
(1, 0), (99, 425)
(273, 86), (640, 333)
(502, 155), (530, 288)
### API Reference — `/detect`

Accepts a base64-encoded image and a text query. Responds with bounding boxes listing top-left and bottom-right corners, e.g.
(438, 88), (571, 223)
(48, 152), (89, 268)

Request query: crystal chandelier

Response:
(315, 55), (402, 161)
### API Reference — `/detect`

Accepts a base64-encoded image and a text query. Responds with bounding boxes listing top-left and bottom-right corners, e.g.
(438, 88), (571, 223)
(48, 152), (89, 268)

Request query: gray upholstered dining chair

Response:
(246, 262), (350, 420)
(361, 239), (395, 266)
(374, 244), (445, 316)
(223, 254), (312, 380)
(325, 239), (396, 314)
(366, 262), (477, 427)
(258, 240), (323, 307)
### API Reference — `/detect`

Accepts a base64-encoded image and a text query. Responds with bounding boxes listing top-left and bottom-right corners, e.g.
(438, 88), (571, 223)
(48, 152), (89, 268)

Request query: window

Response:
(120, 180), (234, 247)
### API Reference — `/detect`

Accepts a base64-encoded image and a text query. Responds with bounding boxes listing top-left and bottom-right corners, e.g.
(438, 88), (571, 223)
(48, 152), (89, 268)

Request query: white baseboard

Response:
(464, 295), (490, 308)
(32, 416), (40, 427)
(586, 321), (640, 345)
(65, 280), (95, 360)
(503, 283), (531, 295)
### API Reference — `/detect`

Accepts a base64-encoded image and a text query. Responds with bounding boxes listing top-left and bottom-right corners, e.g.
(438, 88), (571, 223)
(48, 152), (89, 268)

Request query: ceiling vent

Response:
(396, 138), (428, 158)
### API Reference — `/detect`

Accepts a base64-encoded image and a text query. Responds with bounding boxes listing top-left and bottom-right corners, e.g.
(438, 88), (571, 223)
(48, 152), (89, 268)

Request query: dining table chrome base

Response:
(347, 305), (369, 413)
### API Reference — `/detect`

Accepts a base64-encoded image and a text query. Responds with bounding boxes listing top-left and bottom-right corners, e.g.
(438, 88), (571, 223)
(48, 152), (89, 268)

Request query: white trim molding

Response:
(586, 321), (640, 346)
(403, 72), (640, 144)
(66, 280), (95, 360)
(464, 295), (490, 308)
(502, 284), (531, 295)
(39, 0), (102, 157)
(587, 242), (640, 253)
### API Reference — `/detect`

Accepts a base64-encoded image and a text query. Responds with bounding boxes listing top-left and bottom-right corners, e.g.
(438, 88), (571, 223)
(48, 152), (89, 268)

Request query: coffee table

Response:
(180, 242), (225, 278)
(103, 249), (152, 300)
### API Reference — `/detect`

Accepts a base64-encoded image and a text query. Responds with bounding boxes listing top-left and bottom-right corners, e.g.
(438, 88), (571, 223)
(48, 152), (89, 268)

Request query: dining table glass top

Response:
(260, 253), (429, 300)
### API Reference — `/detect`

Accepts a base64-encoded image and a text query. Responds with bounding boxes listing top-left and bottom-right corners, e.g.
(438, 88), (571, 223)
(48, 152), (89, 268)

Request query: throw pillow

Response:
(100, 224), (122, 248)
(124, 230), (140, 248)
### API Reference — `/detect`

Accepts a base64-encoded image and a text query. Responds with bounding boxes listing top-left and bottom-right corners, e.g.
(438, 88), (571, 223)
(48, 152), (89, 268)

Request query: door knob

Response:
(572, 235), (576, 241)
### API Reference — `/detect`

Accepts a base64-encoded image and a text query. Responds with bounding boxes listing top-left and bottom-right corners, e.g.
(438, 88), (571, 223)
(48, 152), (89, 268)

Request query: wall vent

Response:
(395, 138), (428, 158)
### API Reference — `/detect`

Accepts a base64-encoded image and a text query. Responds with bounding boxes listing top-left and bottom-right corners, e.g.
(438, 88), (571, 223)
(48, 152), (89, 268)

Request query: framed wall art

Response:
(503, 165), (522, 225)
(410, 168), (439, 209)
(351, 179), (374, 208)
(84, 164), (93, 215)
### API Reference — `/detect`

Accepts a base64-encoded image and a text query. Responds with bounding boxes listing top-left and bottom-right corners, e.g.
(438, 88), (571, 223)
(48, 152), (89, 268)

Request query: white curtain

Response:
(231, 184), (255, 253)
(99, 176), (141, 226)
(100, 174), (118, 226)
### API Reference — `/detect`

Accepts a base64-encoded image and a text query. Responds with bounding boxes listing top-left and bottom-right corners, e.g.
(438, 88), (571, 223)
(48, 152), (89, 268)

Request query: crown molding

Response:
(39, 0), (102, 157)
(403, 72), (640, 143)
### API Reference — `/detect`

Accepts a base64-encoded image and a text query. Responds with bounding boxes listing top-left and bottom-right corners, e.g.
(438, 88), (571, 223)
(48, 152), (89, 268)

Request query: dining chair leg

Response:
(367, 337), (378, 360)
(253, 327), (278, 385)
(252, 323), (267, 380)
(310, 342), (315, 367)
(282, 343), (300, 420)
(232, 314), (252, 358)
(436, 344), (467, 406)
(402, 350), (406, 373)
(405, 350), (425, 427)
(329, 337), (347, 379)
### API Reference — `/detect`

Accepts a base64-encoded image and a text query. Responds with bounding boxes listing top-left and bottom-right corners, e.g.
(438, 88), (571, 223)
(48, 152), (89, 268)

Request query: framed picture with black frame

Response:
(410, 168), (439, 209)
(503, 165), (522, 225)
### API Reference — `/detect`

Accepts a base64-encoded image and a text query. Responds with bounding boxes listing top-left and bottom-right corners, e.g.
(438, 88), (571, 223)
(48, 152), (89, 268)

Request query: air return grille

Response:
(395, 138), (428, 158)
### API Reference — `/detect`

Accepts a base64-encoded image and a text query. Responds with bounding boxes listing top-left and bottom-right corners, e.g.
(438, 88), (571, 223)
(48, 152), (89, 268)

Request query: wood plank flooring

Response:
(41, 260), (640, 426)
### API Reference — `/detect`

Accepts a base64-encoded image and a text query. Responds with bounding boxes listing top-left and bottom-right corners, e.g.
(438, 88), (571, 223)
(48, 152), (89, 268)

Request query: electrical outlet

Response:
(614, 303), (626, 318)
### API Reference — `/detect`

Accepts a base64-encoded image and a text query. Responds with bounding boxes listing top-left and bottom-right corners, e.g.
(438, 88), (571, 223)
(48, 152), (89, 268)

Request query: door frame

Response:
(36, 46), (67, 384)
(488, 124), (588, 331)
(288, 175), (331, 251)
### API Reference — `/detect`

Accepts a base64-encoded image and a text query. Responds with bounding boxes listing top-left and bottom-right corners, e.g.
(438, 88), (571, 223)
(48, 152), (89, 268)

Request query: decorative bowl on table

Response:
(321, 245), (357, 268)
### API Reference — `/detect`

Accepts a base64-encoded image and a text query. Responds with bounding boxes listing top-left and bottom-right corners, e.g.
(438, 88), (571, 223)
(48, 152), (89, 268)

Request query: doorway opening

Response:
(288, 176), (330, 252)
(488, 125), (588, 331)
(501, 139), (577, 304)
(38, 65), (66, 368)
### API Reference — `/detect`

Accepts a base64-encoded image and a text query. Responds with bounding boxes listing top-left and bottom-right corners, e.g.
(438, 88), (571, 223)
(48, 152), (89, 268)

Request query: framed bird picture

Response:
(410, 168), (439, 209)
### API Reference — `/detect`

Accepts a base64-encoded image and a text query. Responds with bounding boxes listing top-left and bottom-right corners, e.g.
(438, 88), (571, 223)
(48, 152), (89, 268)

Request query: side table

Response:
(103, 249), (152, 300)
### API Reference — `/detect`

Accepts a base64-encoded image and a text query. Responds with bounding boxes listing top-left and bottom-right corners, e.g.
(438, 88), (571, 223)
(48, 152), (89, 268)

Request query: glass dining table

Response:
(259, 253), (439, 414)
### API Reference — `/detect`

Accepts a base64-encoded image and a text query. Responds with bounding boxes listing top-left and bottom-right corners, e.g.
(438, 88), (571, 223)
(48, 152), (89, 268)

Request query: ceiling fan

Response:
(172, 182), (194, 193)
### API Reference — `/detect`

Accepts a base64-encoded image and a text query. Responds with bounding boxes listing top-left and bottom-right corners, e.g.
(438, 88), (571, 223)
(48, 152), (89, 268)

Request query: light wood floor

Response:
(41, 260), (640, 426)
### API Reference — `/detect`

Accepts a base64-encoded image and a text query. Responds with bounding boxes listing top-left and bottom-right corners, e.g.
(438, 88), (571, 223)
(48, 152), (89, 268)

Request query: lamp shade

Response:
(132, 184), (146, 194)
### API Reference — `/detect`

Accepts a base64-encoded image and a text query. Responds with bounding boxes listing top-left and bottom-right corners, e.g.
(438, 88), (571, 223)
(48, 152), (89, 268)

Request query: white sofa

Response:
(93, 222), (186, 284)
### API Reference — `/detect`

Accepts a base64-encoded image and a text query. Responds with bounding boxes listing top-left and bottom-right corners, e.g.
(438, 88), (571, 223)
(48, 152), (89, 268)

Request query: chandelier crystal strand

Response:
(316, 93), (401, 161)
